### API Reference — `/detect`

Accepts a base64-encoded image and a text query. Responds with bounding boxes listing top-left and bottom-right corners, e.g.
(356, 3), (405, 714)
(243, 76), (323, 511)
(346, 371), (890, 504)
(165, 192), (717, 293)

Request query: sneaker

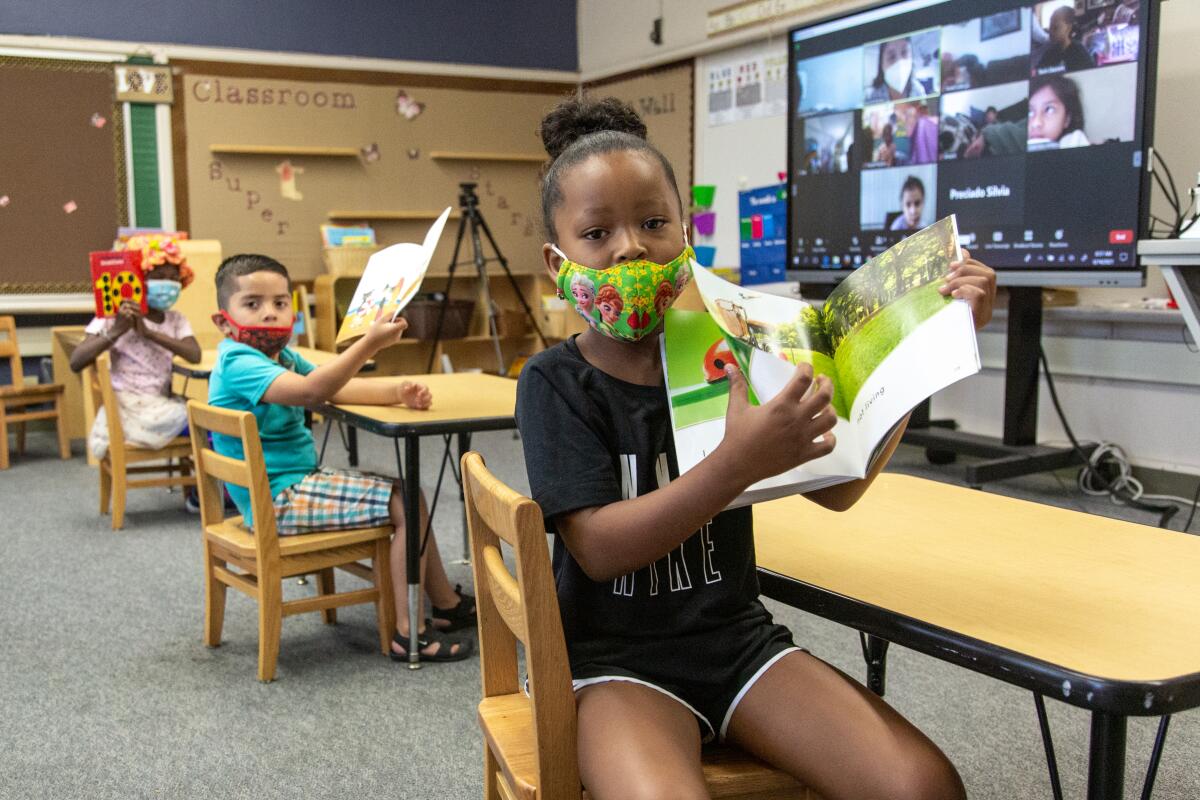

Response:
(185, 488), (201, 514)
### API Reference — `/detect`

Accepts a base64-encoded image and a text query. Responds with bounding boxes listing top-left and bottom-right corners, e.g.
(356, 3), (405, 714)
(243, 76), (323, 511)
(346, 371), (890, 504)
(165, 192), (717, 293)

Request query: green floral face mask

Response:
(552, 243), (693, 342)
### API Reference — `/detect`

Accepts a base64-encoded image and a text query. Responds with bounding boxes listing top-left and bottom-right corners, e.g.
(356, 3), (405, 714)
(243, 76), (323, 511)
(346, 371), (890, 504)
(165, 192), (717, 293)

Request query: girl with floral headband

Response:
(71, 235), (202, 469)
(515, 96), (996, 800)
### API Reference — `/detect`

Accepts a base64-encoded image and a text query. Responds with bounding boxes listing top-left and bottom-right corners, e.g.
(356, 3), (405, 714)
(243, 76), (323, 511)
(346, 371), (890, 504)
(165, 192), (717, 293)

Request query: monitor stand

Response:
(902, 286), (1094, 486)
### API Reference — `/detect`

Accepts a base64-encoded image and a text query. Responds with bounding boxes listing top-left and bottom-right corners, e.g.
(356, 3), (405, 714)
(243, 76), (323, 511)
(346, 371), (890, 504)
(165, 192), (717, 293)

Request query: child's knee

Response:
(887, 750), (965, 800)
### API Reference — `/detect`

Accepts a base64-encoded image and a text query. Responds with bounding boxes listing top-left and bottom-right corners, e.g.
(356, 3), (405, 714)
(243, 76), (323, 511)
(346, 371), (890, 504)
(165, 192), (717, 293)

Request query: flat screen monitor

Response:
(788, 0), (1159, 286)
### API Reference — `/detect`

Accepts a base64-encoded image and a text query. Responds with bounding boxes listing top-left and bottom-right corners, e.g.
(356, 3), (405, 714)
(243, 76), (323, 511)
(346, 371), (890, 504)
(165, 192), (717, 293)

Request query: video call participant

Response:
(1028, 73), (1090, 149)
(866, 36), (935, 102)
(1036, 7), (1096, 73)
(889, 175), (926, 231)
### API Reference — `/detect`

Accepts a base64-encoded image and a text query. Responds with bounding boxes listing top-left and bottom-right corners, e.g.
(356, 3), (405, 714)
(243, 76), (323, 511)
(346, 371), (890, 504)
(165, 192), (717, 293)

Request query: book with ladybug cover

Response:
(90, 250), (147, 317)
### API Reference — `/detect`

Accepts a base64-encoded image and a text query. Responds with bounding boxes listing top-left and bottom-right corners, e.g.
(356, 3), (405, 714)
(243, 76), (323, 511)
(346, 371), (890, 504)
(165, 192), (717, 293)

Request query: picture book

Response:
(335, 208), (451, 344)
(663, 215), (980, 506)
(89, 250), (146, 318)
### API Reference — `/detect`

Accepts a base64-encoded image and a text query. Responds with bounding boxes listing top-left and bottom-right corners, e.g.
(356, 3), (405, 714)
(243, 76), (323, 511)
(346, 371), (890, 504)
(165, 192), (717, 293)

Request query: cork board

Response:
(585, 61), (695, 205)
(0, 58), (125, 293)
(183, 74), (568, 281)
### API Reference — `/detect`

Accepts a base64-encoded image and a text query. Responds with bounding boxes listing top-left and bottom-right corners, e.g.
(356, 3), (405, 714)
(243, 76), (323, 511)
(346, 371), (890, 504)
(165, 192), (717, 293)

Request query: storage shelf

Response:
(429, 151), (545, 163)
(210, 144), (360, 157)
(327, 210), (462, 221)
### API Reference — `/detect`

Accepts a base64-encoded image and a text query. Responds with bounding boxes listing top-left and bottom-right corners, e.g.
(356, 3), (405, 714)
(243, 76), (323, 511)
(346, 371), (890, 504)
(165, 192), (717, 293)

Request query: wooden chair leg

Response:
(16, 420), (26, 455)
(373, 536), (397, 655)
(98, 462), (112, 515)
(316, 567), (337, 624)
(54, 396), (70, 459)
(257, 571), (283, 682)
(111, 471), (127, 530)
(203, 540), (227, 647)
(484, 748), (504, 800)
(0, 406), (9, 470)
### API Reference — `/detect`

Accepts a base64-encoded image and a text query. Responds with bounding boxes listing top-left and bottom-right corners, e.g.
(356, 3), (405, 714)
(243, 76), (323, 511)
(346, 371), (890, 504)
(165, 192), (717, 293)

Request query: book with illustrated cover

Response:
(663, 216), (980, 506)
(336, 208), (451, 344)
(89, 250), (146, 318)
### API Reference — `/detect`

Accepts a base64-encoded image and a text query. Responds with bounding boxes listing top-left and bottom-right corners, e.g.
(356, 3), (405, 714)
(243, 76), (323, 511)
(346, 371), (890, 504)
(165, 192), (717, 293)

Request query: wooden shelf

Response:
(210, 144), (360, 157)
(429, 151), (546, 164)
(327, 210), (461, 221)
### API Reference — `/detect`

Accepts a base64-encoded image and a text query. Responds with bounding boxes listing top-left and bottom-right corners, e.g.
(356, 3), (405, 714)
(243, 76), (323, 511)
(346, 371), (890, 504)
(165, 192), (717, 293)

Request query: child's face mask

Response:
(145, 279), (182, 310)
(552, 241), (693, 342)
(218, 310), (292, 357)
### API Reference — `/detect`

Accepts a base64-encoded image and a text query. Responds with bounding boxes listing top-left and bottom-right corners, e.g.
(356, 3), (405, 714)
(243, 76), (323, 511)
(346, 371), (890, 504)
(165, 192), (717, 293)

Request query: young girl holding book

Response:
(515, 97), (995, 800)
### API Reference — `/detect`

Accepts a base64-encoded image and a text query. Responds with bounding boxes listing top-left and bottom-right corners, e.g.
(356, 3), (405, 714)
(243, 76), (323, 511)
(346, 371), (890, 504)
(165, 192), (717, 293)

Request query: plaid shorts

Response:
(272, 468), (394, 536)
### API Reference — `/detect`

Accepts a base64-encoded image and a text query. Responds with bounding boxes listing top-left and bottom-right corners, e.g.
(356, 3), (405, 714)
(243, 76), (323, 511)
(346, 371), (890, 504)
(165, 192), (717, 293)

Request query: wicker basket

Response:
(402, 299), (475, 340)
(322, 246), (378, 277)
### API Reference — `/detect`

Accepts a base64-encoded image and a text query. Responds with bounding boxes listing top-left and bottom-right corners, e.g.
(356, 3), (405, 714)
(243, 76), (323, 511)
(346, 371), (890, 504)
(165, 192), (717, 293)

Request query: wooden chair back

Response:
(0, 316), (24, 386)
(462, 451), (580, 798)
(295, 285), (315, 349)
(186, 401), (281, 563)
(81, 353), (128, 459)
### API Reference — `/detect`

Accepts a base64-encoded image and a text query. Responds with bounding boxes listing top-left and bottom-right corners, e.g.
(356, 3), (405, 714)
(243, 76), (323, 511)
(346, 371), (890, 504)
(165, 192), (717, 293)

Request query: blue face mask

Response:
(145, 279), (181, 310)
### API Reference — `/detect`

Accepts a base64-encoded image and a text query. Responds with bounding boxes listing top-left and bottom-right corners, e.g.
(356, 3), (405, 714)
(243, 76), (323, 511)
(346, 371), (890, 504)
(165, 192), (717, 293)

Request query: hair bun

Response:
(540, 96), (648, 161)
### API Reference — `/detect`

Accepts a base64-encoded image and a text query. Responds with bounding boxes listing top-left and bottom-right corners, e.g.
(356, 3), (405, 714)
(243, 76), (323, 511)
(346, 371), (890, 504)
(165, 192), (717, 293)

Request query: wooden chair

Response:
(81, 352), (196, 529)
(187, 401), (397, 682)
(461, 451), (816, 800)
(0, 315), (70, 470)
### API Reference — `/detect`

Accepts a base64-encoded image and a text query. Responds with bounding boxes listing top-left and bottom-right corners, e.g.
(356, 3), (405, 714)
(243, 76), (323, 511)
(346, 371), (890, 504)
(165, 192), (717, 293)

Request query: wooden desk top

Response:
(754, 474), (1200, 691)
(324, 373), (517, 436)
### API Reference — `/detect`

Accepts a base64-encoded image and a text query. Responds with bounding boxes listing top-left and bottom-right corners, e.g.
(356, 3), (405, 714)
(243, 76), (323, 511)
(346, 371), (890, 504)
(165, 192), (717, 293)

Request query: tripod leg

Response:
(466, 208), (507, 374)
(476, 210), (548, 347)
(426, 215), (467, 373)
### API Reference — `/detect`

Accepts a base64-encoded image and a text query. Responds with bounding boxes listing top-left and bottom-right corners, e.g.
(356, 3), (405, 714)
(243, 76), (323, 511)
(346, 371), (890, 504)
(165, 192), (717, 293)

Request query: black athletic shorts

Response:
(570, 618), (800, 742)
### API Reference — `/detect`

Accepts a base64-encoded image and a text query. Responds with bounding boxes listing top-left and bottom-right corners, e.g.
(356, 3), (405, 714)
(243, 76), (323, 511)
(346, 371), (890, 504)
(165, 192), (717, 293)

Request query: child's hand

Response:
(720, 362), (837, 486)
(110, 301), (141, 337)
(362, 317), (408, 352)
(394, 380), (432, 410)
(940, 249), (996, 330)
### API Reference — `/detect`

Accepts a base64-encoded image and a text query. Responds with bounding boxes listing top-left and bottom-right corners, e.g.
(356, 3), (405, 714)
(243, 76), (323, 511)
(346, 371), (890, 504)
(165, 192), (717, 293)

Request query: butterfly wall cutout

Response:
(396, 90), (425, 120)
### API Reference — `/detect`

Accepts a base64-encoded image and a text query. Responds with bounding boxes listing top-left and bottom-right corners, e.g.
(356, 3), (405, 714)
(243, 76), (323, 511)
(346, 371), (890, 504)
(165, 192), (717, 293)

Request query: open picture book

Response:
(663, 215), (981, 507)
(336, 207), (452, 344)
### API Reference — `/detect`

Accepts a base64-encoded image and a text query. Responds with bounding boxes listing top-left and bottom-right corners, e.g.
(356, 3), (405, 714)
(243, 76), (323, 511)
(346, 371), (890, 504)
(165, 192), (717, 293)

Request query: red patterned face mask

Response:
(219, 310), (292, 357)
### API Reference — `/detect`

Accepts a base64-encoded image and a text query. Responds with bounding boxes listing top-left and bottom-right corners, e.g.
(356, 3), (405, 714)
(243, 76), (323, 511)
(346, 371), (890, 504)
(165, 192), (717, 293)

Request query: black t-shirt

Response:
(515, 337), (770, 674)
(1038, 41), (1095, 72)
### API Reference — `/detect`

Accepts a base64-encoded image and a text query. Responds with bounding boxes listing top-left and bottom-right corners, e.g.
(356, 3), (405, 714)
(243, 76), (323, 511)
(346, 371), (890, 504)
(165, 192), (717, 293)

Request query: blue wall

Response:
(4, 1), (577, 72)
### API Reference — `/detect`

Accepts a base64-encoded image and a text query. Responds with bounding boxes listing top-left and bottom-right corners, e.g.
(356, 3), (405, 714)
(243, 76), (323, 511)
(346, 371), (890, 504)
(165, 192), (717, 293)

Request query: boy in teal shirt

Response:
(208, 254), (472, 662)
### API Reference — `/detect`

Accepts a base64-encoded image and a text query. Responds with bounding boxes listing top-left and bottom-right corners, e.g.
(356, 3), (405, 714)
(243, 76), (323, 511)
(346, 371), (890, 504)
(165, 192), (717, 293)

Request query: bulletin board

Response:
(181, 71), (572, 280)
(0, 57), (126, 293)
(584, 61), (695, 203)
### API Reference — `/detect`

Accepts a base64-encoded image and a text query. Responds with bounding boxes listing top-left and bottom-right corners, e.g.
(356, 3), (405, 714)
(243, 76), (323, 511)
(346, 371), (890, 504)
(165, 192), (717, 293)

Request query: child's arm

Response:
(803, 414), (909, 512)
(261, 318), (406, 407)
(329, 377), (431, 409)
(69, 303), (138, 372)
(557, 365), (836, 582)
(135, 316), (202, 363)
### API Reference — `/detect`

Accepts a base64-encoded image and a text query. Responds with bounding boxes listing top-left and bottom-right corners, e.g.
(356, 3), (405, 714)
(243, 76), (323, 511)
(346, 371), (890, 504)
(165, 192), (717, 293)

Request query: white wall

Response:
(587, 0), (1200, 475)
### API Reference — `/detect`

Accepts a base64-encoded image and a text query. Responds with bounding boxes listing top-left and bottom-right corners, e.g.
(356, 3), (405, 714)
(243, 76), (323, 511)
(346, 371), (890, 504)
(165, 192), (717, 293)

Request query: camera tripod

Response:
(425, 182), (547, 375)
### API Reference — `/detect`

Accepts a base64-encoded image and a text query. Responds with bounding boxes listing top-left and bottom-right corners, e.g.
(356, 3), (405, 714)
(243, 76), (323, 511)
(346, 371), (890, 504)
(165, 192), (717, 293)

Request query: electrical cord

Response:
(1038, 345), (1179, 528)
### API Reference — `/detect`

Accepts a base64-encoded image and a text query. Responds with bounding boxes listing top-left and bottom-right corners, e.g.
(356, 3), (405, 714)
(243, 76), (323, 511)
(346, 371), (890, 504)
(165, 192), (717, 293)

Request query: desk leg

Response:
(454, 432), (472, 565)
(863, 635), (889, 697)
(405, 434), (422, 670)
(1087, 711), (1126, 800)
(348, 425), (359, 467)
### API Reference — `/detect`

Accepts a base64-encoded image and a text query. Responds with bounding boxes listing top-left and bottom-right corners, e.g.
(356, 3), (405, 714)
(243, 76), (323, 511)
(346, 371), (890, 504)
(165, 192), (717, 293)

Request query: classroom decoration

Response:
(705, 47), (788, 127)
(63, 200), (78, 214)
(360, 142), (381, 163)
(0, 195), (9, 207)
(692, 211), (717, 237)
(693, 245), (717, 267)
(664, 216), (978, 507)
(395, 89), (425, 120)
(737, 183), (787, 284)
(336, 208), (451, 343)
(114, 64), (173, 103)
(90, 250), (147, 317)
(276, 160), (304, 201)
(90, 113), (107, 128)
(691, 184), (716, 209)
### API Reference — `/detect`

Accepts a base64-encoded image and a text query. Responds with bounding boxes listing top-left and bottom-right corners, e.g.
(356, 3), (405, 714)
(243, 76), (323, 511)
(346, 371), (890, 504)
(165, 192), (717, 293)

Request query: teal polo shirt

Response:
(208, 339), (318, 526)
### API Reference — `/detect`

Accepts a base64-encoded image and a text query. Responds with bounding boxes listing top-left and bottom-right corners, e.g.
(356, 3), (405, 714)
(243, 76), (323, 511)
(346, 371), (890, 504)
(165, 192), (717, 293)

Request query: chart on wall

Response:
(585, 62), (694, 200)
(182, 74), (564, 280)
(707, 48), (788, 127)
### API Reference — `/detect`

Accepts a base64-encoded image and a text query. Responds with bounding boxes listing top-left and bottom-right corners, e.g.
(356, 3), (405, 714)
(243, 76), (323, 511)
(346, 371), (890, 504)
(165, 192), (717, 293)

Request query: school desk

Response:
(753, 474), (1200, 800)
(320, 372), (518, 668)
